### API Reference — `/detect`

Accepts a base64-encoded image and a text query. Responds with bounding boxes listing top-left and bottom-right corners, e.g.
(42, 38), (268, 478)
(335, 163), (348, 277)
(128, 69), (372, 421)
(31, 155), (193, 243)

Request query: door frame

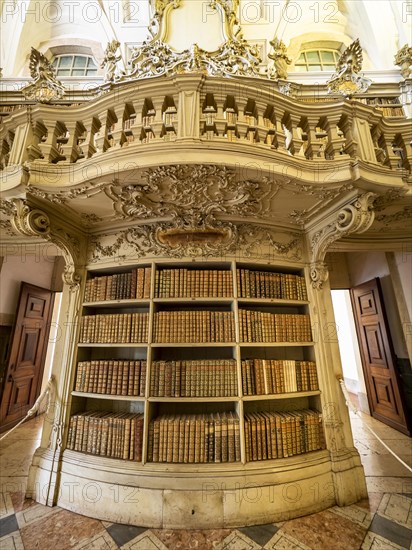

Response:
(0, 282), (55, 433)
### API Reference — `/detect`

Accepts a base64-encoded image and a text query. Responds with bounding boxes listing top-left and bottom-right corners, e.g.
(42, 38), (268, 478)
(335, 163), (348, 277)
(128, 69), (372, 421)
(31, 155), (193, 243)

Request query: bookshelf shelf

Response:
(239, 342), (314, 347)
(148, 396), (239, 402)
(77, 343), (148, 347)
(237, 298), (309, 306)
(83, 299), (151, 308)
(71, 391), (145, 401)
(151, 342), (236, 347)
(242, 390), (321, 400)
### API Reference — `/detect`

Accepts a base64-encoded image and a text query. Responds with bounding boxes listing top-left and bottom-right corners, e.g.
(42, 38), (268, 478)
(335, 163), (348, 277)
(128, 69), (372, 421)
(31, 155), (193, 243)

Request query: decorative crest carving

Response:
(326, 39), (371, 97)
(22, 48), (65, 103)
(101, 40), (124, 83)
(123, 0), (261, 81)
(394, 44), (412, 79)
(128, 37), (261, 80)
(267, 38), (291, 80)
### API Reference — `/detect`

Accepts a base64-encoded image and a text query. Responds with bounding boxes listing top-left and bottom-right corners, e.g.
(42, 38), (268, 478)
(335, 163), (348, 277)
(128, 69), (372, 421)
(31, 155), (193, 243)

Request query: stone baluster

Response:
(338, 114), (358, 158)
(81, 116), (100, 158)
(273, 105), (287, 151)
(110, 105), (126, 148)
(324, 115), (347, 159)
(37, 119), (66, 162)
(58, 121), (80, 162)
(306, 116), (325, 159)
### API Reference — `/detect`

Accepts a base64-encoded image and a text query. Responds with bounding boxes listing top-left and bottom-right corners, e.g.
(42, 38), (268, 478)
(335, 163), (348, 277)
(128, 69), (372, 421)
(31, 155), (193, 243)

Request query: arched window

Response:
(52, 55), (98, 77)
(294, 49), (340, 71)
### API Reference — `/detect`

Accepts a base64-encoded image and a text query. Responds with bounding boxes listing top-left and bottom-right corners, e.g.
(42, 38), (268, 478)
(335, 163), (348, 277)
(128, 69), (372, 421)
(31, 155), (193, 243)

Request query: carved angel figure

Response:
(394, 44), (412, 79)
(101, 40), (123, 83)
(22, 48), (65, 103)
(326, 39), (371, 97)
(267, 37), (291, 80)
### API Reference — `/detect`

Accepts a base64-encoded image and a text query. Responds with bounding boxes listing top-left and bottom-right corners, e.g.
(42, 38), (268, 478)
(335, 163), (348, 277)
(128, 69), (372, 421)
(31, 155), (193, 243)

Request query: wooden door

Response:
(0, 283), (54, 432)
(351, 278), (410, 435)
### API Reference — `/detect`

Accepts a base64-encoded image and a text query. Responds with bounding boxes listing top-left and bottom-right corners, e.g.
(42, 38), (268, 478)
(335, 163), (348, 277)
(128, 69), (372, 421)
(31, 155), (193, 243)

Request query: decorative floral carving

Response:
(375, 205), (412, 228)
(27, 184), (97, 205)
(90, 220), (303, 263)
(373, 188), (407, 212)
(22, 48), (65, 103)
(103, 164), (279, 221)
(267, 38), (291, 80)
(394, 44), (412, 79)
(128, 37), (261, 80)
(327, 39), (371, 97)
(289, 182), (354, 200)
(101, 40), (124, 83)
(310, 262), (329, 290)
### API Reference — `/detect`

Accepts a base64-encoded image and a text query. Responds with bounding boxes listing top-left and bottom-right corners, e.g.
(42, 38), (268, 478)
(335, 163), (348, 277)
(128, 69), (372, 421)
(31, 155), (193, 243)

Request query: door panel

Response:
(0, 283), (54, 432)
(351, 278), (410, 435)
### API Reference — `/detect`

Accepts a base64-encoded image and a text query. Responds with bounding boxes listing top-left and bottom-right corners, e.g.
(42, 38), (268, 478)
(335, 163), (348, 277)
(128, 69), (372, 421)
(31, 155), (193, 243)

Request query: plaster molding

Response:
(8, 199), (83, 288)
(308, 192), (376, 288)
(89, 219), (303, 263)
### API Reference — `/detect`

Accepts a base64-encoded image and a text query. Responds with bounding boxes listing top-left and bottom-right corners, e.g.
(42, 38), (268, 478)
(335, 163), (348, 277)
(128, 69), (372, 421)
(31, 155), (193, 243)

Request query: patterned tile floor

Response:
(0, 410), (411, 549)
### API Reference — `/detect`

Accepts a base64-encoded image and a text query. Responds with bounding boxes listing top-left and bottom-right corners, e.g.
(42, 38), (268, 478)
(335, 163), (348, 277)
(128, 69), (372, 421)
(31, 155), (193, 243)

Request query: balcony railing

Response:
(1, 75), (411, 179)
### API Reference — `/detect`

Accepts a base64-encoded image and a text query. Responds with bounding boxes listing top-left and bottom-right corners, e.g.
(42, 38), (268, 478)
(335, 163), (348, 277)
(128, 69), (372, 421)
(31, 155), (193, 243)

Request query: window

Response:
(294, 49), (340, 72)
(52, 55), (98, 77)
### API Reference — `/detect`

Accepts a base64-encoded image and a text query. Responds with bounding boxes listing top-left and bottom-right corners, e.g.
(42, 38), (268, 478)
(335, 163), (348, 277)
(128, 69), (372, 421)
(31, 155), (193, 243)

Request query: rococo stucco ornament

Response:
(394, 44), (412, 79)
(267, 38), (291, 80)
(89, 220), (302, 263)
(9, 199), (82, 288)
(309, 192), (376, 288)
(326, 39), (371, 97)
(22, 48), (65, 103)
(103, 165), (279, 221)
(122, 0), (262, 81)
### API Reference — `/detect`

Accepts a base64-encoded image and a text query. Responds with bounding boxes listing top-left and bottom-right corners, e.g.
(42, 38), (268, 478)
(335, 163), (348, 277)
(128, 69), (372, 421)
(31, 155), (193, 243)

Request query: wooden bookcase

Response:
(67, 260), (324, 469)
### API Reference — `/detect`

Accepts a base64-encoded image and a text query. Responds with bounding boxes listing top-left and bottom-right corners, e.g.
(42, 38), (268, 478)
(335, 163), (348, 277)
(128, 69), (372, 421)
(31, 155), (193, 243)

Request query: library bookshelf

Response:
(54, 259), (352, 528)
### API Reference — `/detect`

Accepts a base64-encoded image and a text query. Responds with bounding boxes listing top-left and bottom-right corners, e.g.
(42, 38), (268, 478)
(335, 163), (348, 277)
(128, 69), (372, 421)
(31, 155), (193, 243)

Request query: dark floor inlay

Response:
(0, 513), (19, 538)
(239, 523), (279, 546)
(106, 523), (147, 546)
(369, 514), (412, 548)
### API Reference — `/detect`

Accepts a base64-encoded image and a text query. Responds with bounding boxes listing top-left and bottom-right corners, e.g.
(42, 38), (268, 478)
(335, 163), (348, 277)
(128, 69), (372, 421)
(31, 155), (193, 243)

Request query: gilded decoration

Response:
(327, 39), (371, 97)
(394, 44), (412, 79)
(22, 48), (65, 103)
(101, 40), (124, 83)
(267, 38), (291, 80)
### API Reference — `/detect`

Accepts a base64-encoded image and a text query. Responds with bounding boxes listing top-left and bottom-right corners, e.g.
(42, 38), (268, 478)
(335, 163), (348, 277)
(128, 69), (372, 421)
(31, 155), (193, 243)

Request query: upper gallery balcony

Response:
(0, 72), (411, 194)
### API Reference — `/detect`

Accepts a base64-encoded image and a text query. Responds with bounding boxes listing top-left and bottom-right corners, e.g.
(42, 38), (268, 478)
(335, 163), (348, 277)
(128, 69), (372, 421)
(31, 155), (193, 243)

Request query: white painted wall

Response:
(394, 250), (412, 322)
(0, 251), (56, 320)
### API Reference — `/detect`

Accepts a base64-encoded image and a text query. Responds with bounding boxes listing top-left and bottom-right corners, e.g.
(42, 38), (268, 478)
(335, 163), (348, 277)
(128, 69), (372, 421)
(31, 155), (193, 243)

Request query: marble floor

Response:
(0, 410), (411, 550)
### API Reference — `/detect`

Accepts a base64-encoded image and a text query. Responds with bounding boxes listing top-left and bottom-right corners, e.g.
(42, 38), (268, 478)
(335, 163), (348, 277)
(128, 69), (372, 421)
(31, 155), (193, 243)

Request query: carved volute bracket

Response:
(309, 192), (376, 289)
(10, 199), (83, 289)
